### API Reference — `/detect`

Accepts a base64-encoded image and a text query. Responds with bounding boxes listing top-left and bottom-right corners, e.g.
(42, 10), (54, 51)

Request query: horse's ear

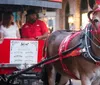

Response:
(89, 0), (95, 9)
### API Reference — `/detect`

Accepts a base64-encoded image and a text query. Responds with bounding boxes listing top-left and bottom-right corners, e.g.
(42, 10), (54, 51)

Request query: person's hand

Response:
(36, 36), (42, 40)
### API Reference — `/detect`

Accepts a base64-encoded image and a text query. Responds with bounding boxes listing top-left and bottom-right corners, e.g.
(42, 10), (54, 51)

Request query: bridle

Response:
(83, 7), (100, 65)
(88, 7), (100, 44)
(88, 7), (100, 34)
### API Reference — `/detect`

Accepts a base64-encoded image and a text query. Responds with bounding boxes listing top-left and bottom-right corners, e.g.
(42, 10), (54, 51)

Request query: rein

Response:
(84, 24), (100, 64)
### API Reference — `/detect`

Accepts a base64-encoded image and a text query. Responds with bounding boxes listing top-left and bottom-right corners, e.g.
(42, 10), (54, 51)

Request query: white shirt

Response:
(0, 23), (19, 39)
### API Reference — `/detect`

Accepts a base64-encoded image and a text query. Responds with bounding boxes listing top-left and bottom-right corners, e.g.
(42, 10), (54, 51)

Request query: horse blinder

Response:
(90, 20), (100, 34)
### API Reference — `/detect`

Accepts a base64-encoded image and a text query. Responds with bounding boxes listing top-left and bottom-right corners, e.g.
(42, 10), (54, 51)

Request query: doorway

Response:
(65, 2), (70, 31)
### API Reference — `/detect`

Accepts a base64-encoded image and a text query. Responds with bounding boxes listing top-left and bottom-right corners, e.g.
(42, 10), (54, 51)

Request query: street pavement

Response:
(66, 79), (81, 85)
(31, 79), (82, 85)
(21, 79), (82, 85)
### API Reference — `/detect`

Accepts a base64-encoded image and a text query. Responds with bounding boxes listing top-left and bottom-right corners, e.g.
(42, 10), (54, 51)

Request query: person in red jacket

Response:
(21, 9), (48, 40)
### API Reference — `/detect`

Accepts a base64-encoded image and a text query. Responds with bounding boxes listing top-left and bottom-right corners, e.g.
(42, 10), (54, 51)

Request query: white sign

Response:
(10, 40), (38, 64)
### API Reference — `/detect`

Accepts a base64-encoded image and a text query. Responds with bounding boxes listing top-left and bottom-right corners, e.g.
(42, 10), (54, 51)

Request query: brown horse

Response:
(43, 7), (100, 85)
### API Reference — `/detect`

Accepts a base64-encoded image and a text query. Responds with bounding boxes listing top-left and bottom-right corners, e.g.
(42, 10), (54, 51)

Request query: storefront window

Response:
(65, 2), (70, 31)
(81, 13), (89, 30)
(39, 11), (56, 33)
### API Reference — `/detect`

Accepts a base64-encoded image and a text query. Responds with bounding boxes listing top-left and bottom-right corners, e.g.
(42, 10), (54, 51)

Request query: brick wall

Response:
(56, 0), (81, 30)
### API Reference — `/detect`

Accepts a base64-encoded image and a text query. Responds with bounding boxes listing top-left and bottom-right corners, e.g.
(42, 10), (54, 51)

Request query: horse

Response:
(43, 6), (100, 85)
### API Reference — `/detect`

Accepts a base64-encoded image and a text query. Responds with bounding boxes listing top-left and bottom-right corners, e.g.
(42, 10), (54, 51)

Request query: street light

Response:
(68, 15), (75, 31)
(68, 15), (74, 24)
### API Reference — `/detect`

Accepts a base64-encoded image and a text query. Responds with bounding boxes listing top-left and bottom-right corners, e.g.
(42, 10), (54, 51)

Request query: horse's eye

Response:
(94, 19), (99, 22)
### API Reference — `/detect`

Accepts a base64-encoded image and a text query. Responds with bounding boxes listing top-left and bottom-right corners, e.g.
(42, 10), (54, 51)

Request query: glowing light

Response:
(81, 13), (89, 29)
(68, 16), (74, 24)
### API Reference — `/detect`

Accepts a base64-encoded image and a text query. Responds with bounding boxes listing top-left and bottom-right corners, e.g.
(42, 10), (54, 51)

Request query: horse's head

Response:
(89, 5), (100, 34)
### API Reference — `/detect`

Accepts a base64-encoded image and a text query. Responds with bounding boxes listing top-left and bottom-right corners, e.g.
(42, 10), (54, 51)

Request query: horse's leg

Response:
(58, 75), (69, 85)
(47, 65), (56, 85)
(81, 74), (91, 85)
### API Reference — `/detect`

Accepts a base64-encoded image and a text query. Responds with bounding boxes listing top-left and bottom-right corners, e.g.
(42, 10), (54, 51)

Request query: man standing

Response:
(21, 9), (48, 40)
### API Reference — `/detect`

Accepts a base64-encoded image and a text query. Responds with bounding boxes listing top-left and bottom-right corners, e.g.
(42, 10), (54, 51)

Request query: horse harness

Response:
(82, 24), (100, 64)
(58, 6), (100, 80)
(58, 23), (100, 79)
(43, 22), (100, 79)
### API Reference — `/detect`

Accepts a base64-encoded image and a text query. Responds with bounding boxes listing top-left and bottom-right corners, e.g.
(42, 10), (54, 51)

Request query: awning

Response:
(0, 0), (62, 9)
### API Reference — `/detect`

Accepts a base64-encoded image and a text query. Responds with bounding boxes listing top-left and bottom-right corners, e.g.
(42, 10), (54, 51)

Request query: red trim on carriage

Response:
(0, 39), (44, 74)
(0, 67), (17, 74)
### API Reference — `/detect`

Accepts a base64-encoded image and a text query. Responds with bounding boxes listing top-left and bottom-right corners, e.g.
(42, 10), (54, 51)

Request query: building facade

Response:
(55, 0), (95, 31)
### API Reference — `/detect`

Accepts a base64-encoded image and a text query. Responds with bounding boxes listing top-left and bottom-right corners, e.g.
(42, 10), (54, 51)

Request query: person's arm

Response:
(36, 21), (49, 40)
(16, 30), (20, 38)
(15, 23), (21, 38)
(36, 32), (48, 40)
(0, 29), (4, 43)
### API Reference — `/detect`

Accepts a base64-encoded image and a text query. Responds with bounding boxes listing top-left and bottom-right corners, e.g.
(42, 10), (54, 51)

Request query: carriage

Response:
(0, 39), (45, 85)
(0, 1), (62, 84)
